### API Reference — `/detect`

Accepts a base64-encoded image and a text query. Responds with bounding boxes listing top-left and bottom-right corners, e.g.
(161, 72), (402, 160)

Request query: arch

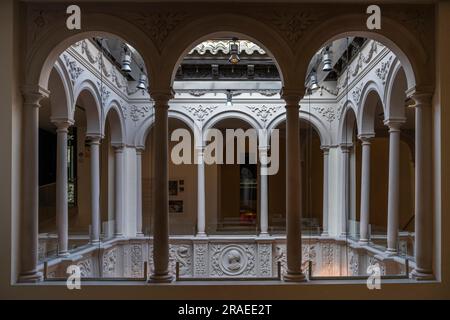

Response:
(104, 102), (126, 145)
(157, 13), (294, 90)
(26, 13), (158, 93)
(203, 110), (262, 136)
(48, 61), (73, 123)
(294, 13), (431, 93)
(267, 111), (332, 148)
(338, 102), (358, 145)
(385, 61), (408, 121)
(135, 110), (197, 149)
(73, 79), (103, 137)
(358, 81), (384, 136)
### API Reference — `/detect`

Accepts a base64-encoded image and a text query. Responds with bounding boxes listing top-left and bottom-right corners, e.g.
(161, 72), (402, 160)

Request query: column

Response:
(359, 135), (373, 244)
(321, 147), (330, 236)
(89, 135), (101, 244)
(53, 119), (73, 256)
(411, 93), (433, 280)
(19, 87), (48, 283)
(113, 145), (124, 237)
(259, 147), (269, 236)
(136, 148), (144, 237)
(149, 90), (173, 283)
(196, 146), (206, 236)
(340, 144), (352, 237)
(282, 91), (306, 282)
(385, 120), (403, 255)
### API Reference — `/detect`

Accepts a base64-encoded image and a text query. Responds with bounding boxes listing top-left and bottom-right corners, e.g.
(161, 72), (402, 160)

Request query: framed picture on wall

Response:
(169, 180), (178, 196)
(169, 200), (184, 214)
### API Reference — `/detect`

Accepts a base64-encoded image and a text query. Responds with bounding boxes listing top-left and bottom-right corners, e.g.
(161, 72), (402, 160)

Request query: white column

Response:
(136, 148), (144, 237)
(19, 88), (48, 283)
(113, 145), (124, 237)
(53, 119), (73, 256)
(411, 93), (434, 280)
(149, 91), (173, 283)
(259, 147), (269, 236)
(340, 144), (352, 237)
(282, 91), (306, 282)
(196, 146), (206, 236)
(359, 135), (373, 244)
(89, 135), (101, 244)
(321, 147), (330, 237)
(385, 120), (403, 254)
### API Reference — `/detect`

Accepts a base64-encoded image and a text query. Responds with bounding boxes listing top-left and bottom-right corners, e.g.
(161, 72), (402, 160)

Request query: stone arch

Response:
(104, 102), (126, 146)
(358, 81), (384, 137)
(202, 110), (262, 141)
(47, 61), (73, 123)
(385, 61), (408, 121)
(157, 13), (294, 90)
(135, 110), (197, 149)
(73, 80), (103, 137)
(338, 102), (358, 145)
(295, 13), (431, 93)
(26, 13), (158, 93)
(267, 111), (332, 147)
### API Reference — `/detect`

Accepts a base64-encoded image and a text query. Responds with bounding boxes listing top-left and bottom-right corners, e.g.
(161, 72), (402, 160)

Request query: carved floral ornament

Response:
(184, 105), (218, 122)
(247, 105), (282, 123)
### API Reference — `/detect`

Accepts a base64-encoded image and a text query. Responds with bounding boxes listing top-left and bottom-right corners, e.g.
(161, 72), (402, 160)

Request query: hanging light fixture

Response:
(136, 67), (147, 90)
(228, 37), (240, 65)
(322, 48), (333, 72)
(121, 45), (132, 73)
(310, 71), (320, 91)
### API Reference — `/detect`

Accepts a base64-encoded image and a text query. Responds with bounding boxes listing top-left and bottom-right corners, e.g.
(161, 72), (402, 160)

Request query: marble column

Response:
(385, 120), (403, 254)
(113, 145), (124, 237)
(282, 91), (306, 282)
(53, 119), (73, 256)
(340, 144), (352, 237)
(321, 147), (330, 237)
(149, 91), (174, 283)
(19, 87), (48, 283)
(89, 135), (102, 244)
(259, 147), (269, 236)
(136, 148), (144, 237)
(196, 146), (206, 237)
(359, 135), (373, 244)
(411, 93), (434, 280)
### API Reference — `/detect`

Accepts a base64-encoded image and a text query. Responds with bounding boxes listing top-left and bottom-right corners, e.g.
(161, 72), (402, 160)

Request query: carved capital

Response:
(151, 89), (174, 106)
(21, 85), (50, 107)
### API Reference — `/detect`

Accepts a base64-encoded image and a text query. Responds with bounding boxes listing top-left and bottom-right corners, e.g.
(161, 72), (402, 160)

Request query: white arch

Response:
(73, 79), (103, 136)
(267, 111), (332, 147)
(103, 100), (126, 145)
(338, 101), (358, 145)
(357, 81), (384, 136)
(384, 59), (407, 121)
(50, 58), (74, 122)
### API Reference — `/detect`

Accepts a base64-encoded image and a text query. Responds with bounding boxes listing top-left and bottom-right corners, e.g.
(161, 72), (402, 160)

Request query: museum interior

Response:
(1, 0), (449, 299)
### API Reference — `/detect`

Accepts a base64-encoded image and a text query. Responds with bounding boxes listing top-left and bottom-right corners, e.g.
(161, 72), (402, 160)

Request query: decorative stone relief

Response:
(210, 244), (256, 277)
(375, 56), (393, 85)
(77, 259), (93, 278)
(193, 242), (208, 277)
(96, 81), (111, 107)
(270, 11), (322, 43)
(102, 248), (118, 276)
(313, 105), (339, 123)
(274, 245), (286, 276)
(130, 105), (151, 123)
(171, 244), (193, 276)
(184, 105), (218, 122)
(81, 40), (99, 64)
(363, 41), (378, 63)
(348, 249), (359, 276)
(321, 242), (335, 276)
(130, 244), (143, 278)
(63, 54), (84, 84)
(302, 244), (317, 274)
(247, 105), (282, 123)
(351, 53), (363, 77)
(352, 82), (364, 105)
(258, 243), (272, 277)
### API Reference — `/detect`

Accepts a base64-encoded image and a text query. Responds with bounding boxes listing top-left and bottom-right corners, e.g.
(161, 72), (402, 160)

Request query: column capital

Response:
(112, 143), (125, 152)
(281, 88), (302, 107)
(339, 143), (353, 152)
(51, 118), (74, 131)
(411, 92), (433, 108)
(151, 88), (174, 106)
(358, 133), (375, 143)
(136, 146), (145, 155)
(87, 134), (102, 145)
(21, 85), (50, 107)
(320, 145), (330, 153)
(384, 118), (405, 131)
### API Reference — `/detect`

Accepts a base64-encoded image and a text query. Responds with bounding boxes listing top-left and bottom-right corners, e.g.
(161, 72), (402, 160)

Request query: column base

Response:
(148, 272), (174, 283)
(196, 232), (207, 238)
(90, 240), (101, 246)
(18, 271), (43, 283)
(358, 239), (369, 245)
(114, 233), (125, 239)
(283, 271), (307, 282)
(258, 232), (270, 238)
(136, 232), (145, 237)
(321, 232), (329, 237)
(58, 251), (69, 258)
(411, 268), (434, 281)
(384, 248), (397, 256)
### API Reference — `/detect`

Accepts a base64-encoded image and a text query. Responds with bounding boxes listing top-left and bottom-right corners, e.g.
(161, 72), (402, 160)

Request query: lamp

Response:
(310, 72), (320, 91)
(322, 48), (333, 72)
(121, 45), (132, 73)
(136, 69), (147, 90)
(228, 37), (240, 65)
